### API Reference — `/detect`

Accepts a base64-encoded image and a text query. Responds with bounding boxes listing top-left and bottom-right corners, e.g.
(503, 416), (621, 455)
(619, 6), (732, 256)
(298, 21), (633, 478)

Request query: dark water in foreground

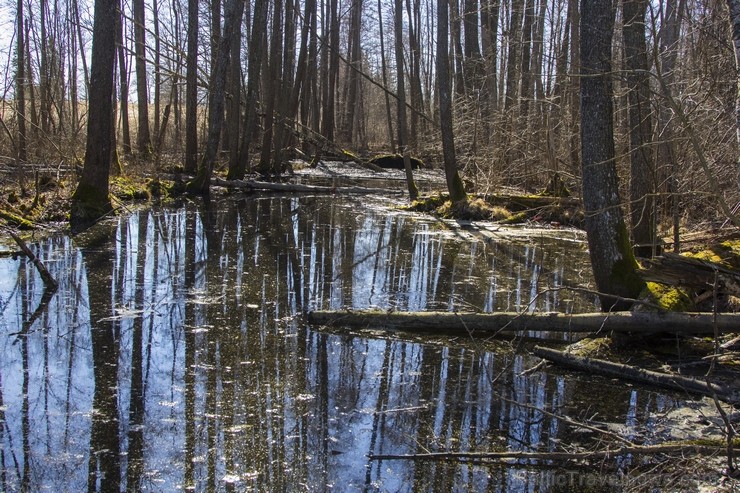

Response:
(0, 194), (679, 492)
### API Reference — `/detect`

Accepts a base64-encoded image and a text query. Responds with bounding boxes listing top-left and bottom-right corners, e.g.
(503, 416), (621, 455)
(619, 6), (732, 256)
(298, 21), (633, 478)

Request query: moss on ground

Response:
(640, 282), (695, 311)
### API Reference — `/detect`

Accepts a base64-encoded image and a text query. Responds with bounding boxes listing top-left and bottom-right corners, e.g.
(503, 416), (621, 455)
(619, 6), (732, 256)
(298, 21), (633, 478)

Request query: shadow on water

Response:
(0, 194), (681, 491)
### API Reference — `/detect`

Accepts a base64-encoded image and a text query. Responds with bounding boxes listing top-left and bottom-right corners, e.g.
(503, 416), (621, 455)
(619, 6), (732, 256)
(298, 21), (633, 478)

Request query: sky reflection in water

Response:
(0, 195), (677, 492)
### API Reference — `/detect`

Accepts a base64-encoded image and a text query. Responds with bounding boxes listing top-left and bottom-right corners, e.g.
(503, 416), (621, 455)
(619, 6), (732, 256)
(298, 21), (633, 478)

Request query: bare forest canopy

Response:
(1, 0), (739, 229)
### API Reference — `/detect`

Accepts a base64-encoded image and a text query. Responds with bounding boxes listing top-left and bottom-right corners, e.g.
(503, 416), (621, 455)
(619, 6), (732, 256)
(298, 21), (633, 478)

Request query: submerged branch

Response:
(6, 229), (58, 290)
(534, 346), (739, 405)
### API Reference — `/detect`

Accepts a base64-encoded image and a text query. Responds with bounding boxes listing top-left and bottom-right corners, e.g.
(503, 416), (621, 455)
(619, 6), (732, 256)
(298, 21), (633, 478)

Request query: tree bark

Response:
(727, 0), (740, 191)
(229, 0), (268, 180)
(186, 0), (245, 194)
(438, 0), (466, 203)
(377, 0), (396, 149)
(116, 9), (132, 155)
(623, 0), (657, 257)
(307, 309), (740, 335)
(133, 0), (152, 155)
(70, 0), (117, 233)
(15, 0), (27, 163)
(394, 0), (419, 200)
(580, 0), (644, 310)
(257, 0), (283, 175)
(184, 0), (199, 173)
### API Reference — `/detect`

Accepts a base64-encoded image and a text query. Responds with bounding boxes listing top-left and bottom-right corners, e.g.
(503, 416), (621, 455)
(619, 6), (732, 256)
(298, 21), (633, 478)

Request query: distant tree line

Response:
(3, 0), (739, 239)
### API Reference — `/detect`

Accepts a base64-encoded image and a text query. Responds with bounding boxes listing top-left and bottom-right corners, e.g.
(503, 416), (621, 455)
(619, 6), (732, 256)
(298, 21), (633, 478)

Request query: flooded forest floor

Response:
(1, 159), (739, 491)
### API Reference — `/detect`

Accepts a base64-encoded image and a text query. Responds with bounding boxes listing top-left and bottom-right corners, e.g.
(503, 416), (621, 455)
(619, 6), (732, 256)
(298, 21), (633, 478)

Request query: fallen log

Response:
(533, 345), (739, 405)
(369, 442), (727, 464)
(306, 309), (740, 335)
(211, 177), (403, 195)
(639, 252), (740, 297)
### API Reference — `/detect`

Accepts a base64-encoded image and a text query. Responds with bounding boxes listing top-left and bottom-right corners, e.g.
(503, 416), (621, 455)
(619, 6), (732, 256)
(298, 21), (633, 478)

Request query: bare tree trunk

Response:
(580, 0), (644, 311)
(655, 0), (684, 251)
(729, 0), (740, 191)
(322, 0), (340, 142)
(16, 0), (28, 163)
(184, 0), (199, 173)
(339, 0), (363, 144)
(70, 0), (118, 232)
(623, 0), (657, 257)
(153, 0), (162, 141)
(257, 0), (283, 175)
(377, 0), (396, 149)
(504, 0), (522, 111)
(450, 0), (466, 97)
(133, 0), (152, 155)
(186, 0), (245, 194)
(229, 0), (267, 180)
(116, 10), (132, 155)
(568, 0), (580, 174)
(438, 0), (466, 203)
(394, 0), (419, 200)
(225, 7), (242, 174)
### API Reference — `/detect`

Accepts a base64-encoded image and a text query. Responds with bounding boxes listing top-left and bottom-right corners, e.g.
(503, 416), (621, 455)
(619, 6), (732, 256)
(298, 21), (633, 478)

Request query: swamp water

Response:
(0, 194), (682, 492)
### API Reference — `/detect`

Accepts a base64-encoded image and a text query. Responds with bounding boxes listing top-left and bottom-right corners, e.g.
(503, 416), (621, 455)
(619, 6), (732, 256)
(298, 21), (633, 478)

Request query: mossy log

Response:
(481, 193), (581, 212)
(211, 177), (403, 195)
(534, 345), (739, 405)
(640, 252), (740, 297)
(306, 309), (740, 335)
(0, 209), (36, 229)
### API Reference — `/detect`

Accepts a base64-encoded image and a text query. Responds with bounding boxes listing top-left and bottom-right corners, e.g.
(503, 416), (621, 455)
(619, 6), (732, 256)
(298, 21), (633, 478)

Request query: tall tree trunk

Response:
(340, 0), (363, 144)
(257, 0), (284, 175)
(16, 0), (27, 163)
(133, 0), (152, 155)
(394, 0), (419, 200)
(377, 0), (396, 149)
(463, 0), (481, 89)
(225, 7), (242, 174)
(519, 0), (535, 124)
(580, 0), (644, 311)
(505, 0), (523, 111)
(729, 0), (740, 190)
(186, 0), (245, 194)
(481, 0), (500, 135)
(153, 0), (162, 141)
(229, 0), (268, 180)
(274, 0), (296, 170)
(39, 0), (51, 135)
(438, 0), (466, 203)
(288, 0), (316, 148)
(656, 0), (684, 251)
(405, 0), (423, 147)
(184, 0), (199, 173)
(623, 0), (657, 257)
(322, 0), (340, 141)
(70, 0), (118, 232)
(450, 0), (466, 96)
(568, 0), (581, 174)
(116, 10), (132, 155)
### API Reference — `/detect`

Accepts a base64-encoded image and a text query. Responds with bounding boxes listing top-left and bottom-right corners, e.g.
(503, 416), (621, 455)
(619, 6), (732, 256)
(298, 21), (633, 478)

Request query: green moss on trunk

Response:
(608, 222), (646, 306)
(70, 183), (113, 233)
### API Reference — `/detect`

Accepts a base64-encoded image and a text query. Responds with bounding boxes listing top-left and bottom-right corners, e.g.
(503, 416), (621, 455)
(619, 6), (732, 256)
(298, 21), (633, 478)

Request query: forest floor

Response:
(1, 159), (738, 490)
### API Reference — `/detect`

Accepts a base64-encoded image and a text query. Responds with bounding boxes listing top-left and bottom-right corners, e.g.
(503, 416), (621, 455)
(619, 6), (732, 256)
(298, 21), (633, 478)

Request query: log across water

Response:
(306, 309), (740, 335)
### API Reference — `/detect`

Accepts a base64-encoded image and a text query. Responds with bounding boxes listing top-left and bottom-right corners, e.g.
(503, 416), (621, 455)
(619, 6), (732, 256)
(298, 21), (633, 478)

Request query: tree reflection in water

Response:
(0, 195), (678, 491)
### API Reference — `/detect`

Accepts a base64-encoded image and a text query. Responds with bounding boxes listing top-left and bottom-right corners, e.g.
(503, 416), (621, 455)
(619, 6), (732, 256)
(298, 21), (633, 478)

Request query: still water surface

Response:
(0, 194), (678, 491)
